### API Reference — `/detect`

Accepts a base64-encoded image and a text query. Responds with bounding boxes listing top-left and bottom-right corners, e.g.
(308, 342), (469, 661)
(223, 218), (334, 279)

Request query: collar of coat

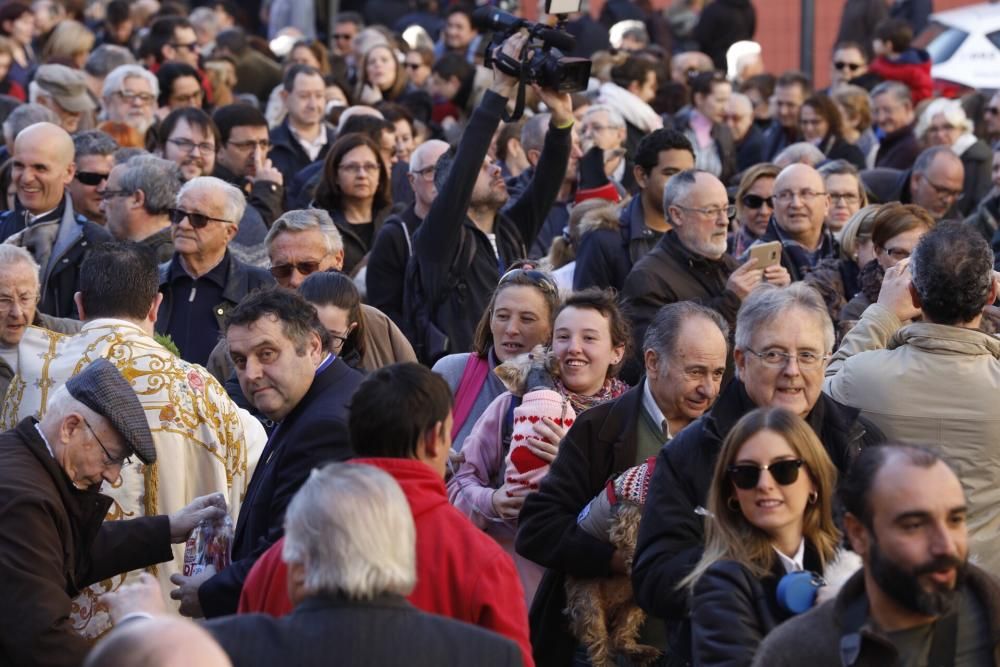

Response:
(889, 322), (1000, 359)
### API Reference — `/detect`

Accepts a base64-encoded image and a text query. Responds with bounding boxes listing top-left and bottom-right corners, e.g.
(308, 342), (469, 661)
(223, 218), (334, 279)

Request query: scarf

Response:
(554, 376), (630, 414)
(597, 81), (664, 134)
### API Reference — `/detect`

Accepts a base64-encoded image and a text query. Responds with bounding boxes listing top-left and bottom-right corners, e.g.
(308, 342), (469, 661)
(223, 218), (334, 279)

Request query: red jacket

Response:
(869, 49), (933, 103)
(238, 457), (534, 667)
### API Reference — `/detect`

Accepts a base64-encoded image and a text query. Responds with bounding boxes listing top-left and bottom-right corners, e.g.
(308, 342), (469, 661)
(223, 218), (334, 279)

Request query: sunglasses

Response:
(76, 171), (109, 186)
(169, 208), (233, 228)
(269, 260), (324, 280)
(833, 61), (862, 71)
(728, 459), (805, 490)
(741, 194), (774, 209)
(498, 267), (558, 295)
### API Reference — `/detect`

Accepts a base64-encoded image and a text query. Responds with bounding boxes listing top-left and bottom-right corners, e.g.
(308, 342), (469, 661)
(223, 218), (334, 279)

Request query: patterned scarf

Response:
(554, 377), (629, 414)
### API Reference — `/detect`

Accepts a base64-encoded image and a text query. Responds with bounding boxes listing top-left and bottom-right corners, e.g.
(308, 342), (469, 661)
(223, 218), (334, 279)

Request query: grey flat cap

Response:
(66, 359), (156, 465)
(35, 64), (97, 113)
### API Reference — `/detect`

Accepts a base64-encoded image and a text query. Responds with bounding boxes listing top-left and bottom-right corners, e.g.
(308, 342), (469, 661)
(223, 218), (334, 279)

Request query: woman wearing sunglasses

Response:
(683, 407), (840, 667)
(730, 163), (779, 257)
(448, 288), (629, 604)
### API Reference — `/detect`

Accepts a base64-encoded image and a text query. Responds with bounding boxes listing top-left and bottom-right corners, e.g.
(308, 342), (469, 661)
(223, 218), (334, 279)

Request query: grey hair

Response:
(118, 155), (184, 215)
(0, 244), (41, 278)
(408, 139), (449, 173)
(520, 113), (551, 154)
(582, 104), (626, 129)
(282, 463), (416, 600)
(2, 104), (58, 140)
(774, 142), (825, 168)
(662, 169), (707, 220)
(915, 97), (971, 139)
(189, 7), (218, 33)
(113, 147), (148, 165)
(84, 44), (136, 78)
(265, 209), (344, 255)
(870, 80), (912, 108)
(735, 283), (835, 353)
(101, 64), (160, 101)
(913, 145), (961, 176)
(176, 176), (246, 224)
(643, 301), (730, 364)
(73, 130), (119, 160)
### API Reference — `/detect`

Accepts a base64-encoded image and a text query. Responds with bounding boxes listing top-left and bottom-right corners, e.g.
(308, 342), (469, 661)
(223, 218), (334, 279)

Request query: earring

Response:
(808, 491), (818, 505)
(727, 496), (740, 512)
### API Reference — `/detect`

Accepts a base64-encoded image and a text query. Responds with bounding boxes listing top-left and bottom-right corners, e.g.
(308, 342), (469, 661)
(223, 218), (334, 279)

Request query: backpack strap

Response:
(450, 353), (491, 441)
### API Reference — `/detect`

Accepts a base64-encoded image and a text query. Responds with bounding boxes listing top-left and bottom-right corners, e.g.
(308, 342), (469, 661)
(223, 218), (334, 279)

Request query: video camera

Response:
(473, 0), (592, 119)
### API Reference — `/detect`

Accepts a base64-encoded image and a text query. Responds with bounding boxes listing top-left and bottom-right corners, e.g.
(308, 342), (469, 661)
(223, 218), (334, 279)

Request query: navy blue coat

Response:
(198, 357), (364, 617)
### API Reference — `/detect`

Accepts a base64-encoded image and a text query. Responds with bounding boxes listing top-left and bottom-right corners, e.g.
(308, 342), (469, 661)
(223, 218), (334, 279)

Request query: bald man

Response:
(86, 618), (232, 667)
(366, 139), (450, 333)
(756, 163), (837, 281)
(0, 122), (112, 318)
(725, 92), (764, 171)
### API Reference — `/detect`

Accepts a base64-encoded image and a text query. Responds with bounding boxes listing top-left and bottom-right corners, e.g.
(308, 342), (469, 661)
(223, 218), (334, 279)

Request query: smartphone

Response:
(748, 241), (782, 271)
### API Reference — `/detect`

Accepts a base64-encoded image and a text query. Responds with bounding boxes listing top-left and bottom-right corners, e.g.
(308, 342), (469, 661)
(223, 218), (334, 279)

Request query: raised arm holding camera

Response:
(406, 31), (574, 362)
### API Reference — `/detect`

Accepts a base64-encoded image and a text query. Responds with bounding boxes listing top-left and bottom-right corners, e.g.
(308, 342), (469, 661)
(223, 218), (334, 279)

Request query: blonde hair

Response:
(681, 407), (840, 590)
(41, 20), (95, 63)
(838, 204), (880, 261)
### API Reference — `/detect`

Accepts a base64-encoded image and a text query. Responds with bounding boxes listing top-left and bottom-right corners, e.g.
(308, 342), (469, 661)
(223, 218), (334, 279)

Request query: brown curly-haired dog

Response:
(564, 464), (662, 667)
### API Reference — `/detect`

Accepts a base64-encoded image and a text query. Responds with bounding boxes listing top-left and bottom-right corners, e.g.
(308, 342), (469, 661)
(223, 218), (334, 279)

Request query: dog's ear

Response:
(494, 363), (523, 393)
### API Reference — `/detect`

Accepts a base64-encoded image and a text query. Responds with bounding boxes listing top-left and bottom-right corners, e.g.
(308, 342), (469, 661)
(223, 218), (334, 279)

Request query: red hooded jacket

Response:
(869, 48), (933, 103)
(237, 457), (534, 667)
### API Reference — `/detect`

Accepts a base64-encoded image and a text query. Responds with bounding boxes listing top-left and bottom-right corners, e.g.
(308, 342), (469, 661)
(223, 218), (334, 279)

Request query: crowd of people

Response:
(0, 0), (998, 665)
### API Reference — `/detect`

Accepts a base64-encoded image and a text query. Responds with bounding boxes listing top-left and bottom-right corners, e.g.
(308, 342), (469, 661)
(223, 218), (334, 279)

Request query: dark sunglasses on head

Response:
(728, 459), (805, 490)
(741, 194), (774, 209)
(833, 61), (862, 71)
(269, 260), (323, 280)
(76, 171), (110, 186)
(498, 267), (558, 295)
(169, 208), (232, 228)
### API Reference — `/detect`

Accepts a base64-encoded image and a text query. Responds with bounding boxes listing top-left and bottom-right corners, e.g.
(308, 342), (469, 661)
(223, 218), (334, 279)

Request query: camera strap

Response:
(493, 50), (528, 122)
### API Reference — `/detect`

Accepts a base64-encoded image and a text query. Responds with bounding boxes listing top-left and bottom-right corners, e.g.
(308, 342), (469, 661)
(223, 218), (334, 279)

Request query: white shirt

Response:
(641, 378), (671, 439)
(289, 123), (329, 162)
(773, 538), (806, 574)
(34, 423), (55, 459)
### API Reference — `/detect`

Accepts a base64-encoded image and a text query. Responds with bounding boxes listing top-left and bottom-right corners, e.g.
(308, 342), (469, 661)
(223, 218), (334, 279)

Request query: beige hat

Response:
(34, 64), (97, 113)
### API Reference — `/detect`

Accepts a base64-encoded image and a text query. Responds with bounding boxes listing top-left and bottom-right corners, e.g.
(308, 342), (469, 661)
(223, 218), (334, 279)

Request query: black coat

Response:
(515, 385), (645, 667)
(874, 124), (920, 170)
(631, 381), (882, 628)
(672, 108), (738, 185)
(622, 230), (741, 359)
(693, 0), (756, 70)
(573, 196), (663, 293)
(0, 419), (173, 667)
(735, 124), (765, 173)
(205, 593), (523, 667)
(267, 120), (336, 201)
(818, 135), (866, 170)
(328, 206), (394, 277)
(367, 203), (422, 336)
(409, 89), (570, 356)
(198, 357), (364, 617)
(690, 544), (823, 667)
(959, 138), (994, 217)
(761, 122), (800, 162)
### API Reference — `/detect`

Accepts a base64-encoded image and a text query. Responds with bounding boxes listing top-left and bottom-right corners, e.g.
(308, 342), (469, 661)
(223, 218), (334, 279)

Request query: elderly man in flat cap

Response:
(0, 358), (226, 667)
(30, 63), (98, 134)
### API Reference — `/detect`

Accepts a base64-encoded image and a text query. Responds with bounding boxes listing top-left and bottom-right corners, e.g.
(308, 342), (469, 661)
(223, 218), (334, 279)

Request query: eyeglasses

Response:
(744, 347), (829, 368)
(833, 61), (862, 71)
(922, 178), (964, 201)
(269, 259), (327, 280)
(168, 137), (215, 154)
(83, 417), (132, 467)
(339, 162), (380, 175)
(582, 123), (619, 134)
(115, 89), (156, 105)
(100, 189), (132, 201)
(741, 194), (774, 209)
(829, 192), (860, 205)
(728, 459), (805, 490)
(169, 41), (198, 51)
(675, 204), (736, 219)
(169, 208), (233, 228)
(881, 246), (911, 261)
(75, 171), (109, 186)
(0, 292), (39, 313)
(171, 90), (204, 105)
(927, 124), (956, 134)
(332, 33), (353, 41)
(327, 329), (350, 350)
(227, 139), (270, 152)
(497, 267), (558, 296)
(404, 62), (423, 70)
(774, 190), (827, 204)
(409, 164), (436, 179)
(986, 107), (1000, 116)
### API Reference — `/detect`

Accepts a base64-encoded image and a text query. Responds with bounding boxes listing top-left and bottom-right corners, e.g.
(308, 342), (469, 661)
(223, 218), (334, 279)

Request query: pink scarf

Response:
(554, 377), (630, 414)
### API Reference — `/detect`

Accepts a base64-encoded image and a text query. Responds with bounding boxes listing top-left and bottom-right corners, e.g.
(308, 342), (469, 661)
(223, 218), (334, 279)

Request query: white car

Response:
(920, 2), (1000, 94)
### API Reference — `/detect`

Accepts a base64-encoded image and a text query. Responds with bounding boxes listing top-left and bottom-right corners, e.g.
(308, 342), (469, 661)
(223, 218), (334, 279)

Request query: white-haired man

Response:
(106, 464), (523, 666)
(154, 176), (274, 366)
(101, 64), (160, 139)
